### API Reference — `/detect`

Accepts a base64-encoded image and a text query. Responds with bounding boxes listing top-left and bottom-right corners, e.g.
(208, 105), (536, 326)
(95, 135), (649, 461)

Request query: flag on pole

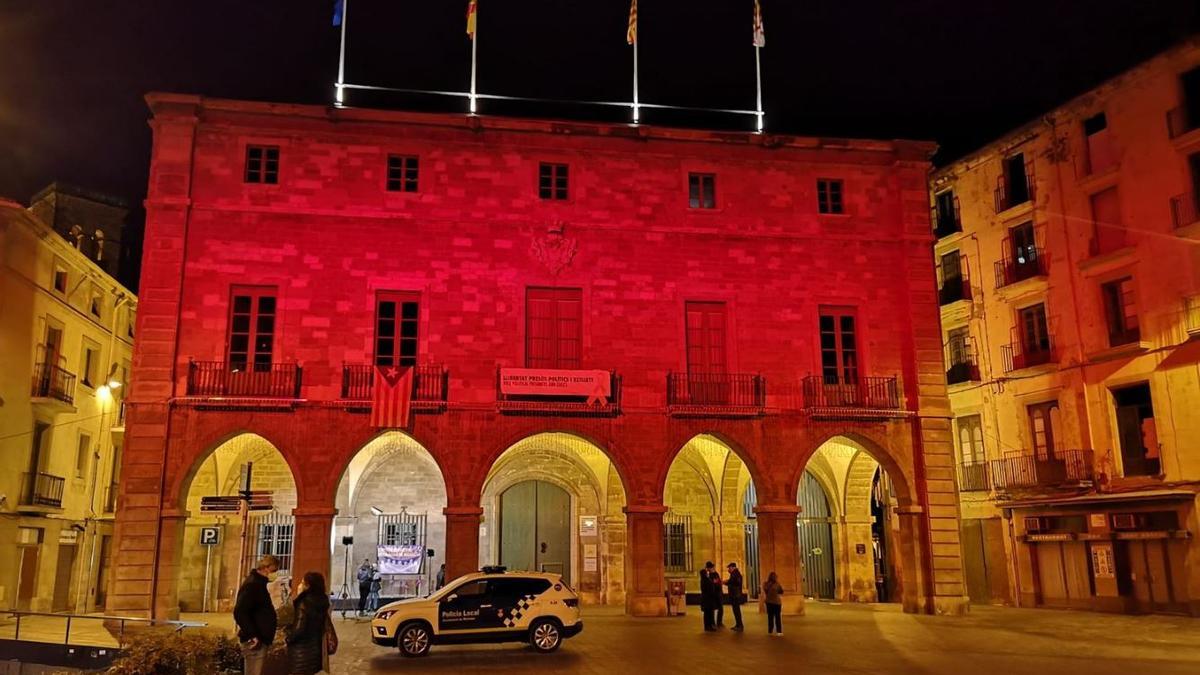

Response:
(627, 0), (638, 45)
(371, 365), (413, 428)
(333, 0), (345, 27)
(753, 0), (765, 48)
(466, 0), (478, 39)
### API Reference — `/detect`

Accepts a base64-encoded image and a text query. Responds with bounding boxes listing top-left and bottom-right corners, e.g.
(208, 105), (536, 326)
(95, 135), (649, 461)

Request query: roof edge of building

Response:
(31, 181), (130, 210)
(144, 92), (938, 161)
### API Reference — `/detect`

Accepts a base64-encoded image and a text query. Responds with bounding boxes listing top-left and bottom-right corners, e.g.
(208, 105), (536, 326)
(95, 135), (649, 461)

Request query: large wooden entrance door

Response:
(16, 545), (40, 611)
(500, 481), (571, 584)
(796, 471), (836, 600)
(51, 543), (77, 612)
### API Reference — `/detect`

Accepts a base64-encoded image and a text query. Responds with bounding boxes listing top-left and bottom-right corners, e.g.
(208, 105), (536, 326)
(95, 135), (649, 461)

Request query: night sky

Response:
(1, 0), (1197, 289)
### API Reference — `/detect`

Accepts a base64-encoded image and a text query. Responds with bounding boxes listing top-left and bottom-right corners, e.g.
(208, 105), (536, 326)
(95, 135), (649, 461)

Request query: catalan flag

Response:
(466, 0), (478, 39)
(753, 0), (765, 48)
(627, 0), (637, 45)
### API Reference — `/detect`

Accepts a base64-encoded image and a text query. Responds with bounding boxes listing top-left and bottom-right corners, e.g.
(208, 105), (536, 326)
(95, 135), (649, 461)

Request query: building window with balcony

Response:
(1175, 153), (1200, 229)
(386, 155), (419, 192)
(538, 162), (569, 200)
(1082, 112), (1116, 175)
(75, 433), (91, 479)
(80, 343), (99, 388)
(933, 190), (960, 238)
(996, 153), (1032, 211)
(244, 145), (279, 184)
(1089, 186), (1125, 255)
(819, 307), (858, 385)
(228, 286), (277, 372)
(956, 415), (988, 491)
(375, 292), (419, 366)
(685, 301), (728, 374)
(997, 221), (1044, 287)
(1112, 383), (1159, 477)
(817, 179), (844, 214)
(526, 287), (582, 369)
(1101, 277), (1139, 347)
(1168, 66), (1200, 138)
(1012, 303), (1052, 370)
(1027, 400), (1061, 460)
(945, 326), (976, 385)
(688, 172), (716, 209)
(939, 250), (968, 305)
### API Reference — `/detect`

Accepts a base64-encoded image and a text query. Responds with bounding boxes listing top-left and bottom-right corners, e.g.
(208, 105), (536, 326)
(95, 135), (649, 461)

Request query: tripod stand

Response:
(339, 540), (353, 619)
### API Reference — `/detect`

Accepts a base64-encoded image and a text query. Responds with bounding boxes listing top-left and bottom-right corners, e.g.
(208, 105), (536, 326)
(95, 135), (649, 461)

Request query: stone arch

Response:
(480, 424), (635, 503)
(794, 430), (914, 508)
(658, 432), (764, 504)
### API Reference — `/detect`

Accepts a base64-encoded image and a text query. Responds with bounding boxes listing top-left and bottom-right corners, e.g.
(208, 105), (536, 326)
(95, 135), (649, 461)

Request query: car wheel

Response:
(398, 622), (432, 657)
(529, 619), (562, 653)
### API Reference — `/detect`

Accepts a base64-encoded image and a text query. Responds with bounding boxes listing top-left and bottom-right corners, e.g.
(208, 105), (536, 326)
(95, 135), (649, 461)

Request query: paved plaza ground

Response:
(6, 602), (1200, 673)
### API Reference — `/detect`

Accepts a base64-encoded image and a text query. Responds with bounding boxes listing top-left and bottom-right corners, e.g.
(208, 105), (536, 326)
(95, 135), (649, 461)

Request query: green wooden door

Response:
(500, 481), (571, 584)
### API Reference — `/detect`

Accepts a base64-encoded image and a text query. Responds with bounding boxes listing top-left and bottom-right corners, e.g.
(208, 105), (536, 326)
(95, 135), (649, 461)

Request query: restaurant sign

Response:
(500, 368), (611, 404)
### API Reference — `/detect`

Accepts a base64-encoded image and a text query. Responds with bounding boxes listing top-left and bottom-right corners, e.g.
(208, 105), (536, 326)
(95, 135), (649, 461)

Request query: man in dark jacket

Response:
(234, 555), (280, 675)
(725, 561), (745, 631)
(699, 561), (716, 632)
(356, 559), (374, 616)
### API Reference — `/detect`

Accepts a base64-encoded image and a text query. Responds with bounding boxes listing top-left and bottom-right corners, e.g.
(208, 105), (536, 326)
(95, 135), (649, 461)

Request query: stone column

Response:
(896, 506), (926, 614)
(754, 505), (804, 615)
(291, 506), (336, 585)
(443, 506), (483, 582)
(151, 509), (189, 620)
(623, 505), (668, 617)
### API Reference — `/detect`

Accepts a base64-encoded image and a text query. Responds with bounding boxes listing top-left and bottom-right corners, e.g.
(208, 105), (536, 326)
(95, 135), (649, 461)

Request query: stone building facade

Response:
(933, 38), (1200, 615)
(0, 196), (135, 614)
(109, 93), (967, 619)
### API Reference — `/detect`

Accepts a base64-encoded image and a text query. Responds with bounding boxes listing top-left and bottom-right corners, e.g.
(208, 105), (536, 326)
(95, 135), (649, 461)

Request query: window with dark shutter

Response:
(375, 292), (420, 366)
(386, 155), (419, 192)
(688, 173), (716, 209)
(684, 302), (727, 374)
(538, 163), (569, 200)
(1101, 277), (1139, 346)
(244, 146), (280, 184)
(817, 179), (844, 214)
(228, 286), (277, 372)
(819, 307), (858, 385)
(526, 287), (583, 368)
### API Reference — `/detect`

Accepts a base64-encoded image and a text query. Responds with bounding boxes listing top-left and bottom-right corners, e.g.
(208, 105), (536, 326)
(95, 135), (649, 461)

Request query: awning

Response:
(1158, 338), (1200, 370)
(1001, 487), (1200, 509)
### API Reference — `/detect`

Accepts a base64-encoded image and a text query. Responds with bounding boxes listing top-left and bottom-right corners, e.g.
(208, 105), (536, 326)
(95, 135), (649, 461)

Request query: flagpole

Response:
(632, 40), (640, 124)
(470, 23), (478, 115)
(754, 45), (764, 132)
(335, 0), (348, 107)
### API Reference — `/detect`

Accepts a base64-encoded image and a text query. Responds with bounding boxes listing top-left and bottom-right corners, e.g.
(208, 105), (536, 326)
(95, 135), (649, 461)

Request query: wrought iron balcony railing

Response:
(22, 472), (65, 508)
(667, 372), (765, 416)
(938, 274), (971, 306)
(994, 171), (1035, 213)
(958, 463), (990, 492)
(187, 360), (302, 398)
(990, 449), (1093, 490)
(931, 198), (961, 239)
(800, 376), (901, 413)
(1001, 338), (1056, 372)
(1170, 192), (1199, 230)
(31, 362), (76, 405)
(945, 342), (980, 385)
(994, 248), (1047, 288)
(342, 363), (449, 411)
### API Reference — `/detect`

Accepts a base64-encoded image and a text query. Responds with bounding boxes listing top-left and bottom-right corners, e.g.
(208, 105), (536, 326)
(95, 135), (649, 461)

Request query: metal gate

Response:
(663, 511), (694, 573)
(244, 512), (295, 575)
(797, 471), (836, 600)
(742, 481), (760, 598)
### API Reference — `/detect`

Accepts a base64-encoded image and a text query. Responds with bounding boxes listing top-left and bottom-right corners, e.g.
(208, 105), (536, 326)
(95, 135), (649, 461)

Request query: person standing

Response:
(233, 555), (280, 675)
(366, 570), (383, 613)
(709, 568), (725, 628)
(763, 571), (784, 636)
(724, 562), (745, 631)
(436, 563), (446, 591)
(286, 571), (333, 675)
(698, 562), (716, 631)
(355, 559), (373, 616)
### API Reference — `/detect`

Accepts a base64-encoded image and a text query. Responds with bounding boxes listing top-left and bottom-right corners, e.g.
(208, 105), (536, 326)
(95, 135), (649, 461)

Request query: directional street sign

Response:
(199, 491), (274, 513)
(200, 527), (222, 546)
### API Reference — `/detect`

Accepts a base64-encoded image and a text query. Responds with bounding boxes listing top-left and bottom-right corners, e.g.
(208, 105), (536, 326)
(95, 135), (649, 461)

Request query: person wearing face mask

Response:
(234, 555), (280, 675)
(286, 571), (335, 674)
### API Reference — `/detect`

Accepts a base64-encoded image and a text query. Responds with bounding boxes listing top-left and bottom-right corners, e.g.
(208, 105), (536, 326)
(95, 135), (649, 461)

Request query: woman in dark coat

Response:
(286, 571), (331, 675)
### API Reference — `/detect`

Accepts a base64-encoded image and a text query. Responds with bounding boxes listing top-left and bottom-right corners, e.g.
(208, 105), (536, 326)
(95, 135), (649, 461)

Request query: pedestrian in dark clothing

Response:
(355, 559), (373, 616)
(234, 555), (280, 675)
(436, 563), (446, 590)
(709, 569), (725, 628)
(286, 571), (333, 675)
(698, 562), (716, 631)
(763, 571), (784, 636)
(725, 562), (745, 631)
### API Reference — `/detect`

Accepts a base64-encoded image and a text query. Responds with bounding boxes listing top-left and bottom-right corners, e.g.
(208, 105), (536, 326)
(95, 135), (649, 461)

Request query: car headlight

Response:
(375, 610), (396, 620)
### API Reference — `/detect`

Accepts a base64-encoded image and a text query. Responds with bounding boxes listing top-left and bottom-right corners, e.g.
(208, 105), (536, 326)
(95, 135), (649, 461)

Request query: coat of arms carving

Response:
(529, 221), (578, 275)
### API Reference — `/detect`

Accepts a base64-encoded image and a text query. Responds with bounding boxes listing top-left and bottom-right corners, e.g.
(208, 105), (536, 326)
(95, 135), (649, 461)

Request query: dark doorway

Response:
(1113, 384), (1159, 477)
(796, 471), (835, 600)
(871, 469), (899, 603)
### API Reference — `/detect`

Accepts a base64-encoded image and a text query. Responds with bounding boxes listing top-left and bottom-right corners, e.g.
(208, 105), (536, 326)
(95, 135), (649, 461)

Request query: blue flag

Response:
(333, 0), (345, 27)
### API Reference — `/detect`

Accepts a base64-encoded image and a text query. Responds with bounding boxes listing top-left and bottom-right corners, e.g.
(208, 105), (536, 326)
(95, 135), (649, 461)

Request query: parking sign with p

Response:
(200, 527), (221, 546)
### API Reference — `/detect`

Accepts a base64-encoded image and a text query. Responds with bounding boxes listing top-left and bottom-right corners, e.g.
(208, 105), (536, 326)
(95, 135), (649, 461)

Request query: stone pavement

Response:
(187, 601), (1200, 674)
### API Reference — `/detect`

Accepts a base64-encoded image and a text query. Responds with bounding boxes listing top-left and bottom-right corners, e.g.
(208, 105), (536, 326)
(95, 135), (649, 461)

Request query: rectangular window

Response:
(662, 515), (692, 572)
(956, 415), (986, 465)
(538, 163), (569, 200)
(75, 433), (91, 479)
(947, 326), (970, 366)
(1083, 112), (1116, 175)
(89, 292), (103, 319)
(1101, 277), (1139, 347)
(1009, 221), (1039, 272)
(386, 155), (419, 192)
(256, 523), (294, 572)
(1018, 303), (1051, 357)
(1003, 153), (1030, 207)
(227, 286), (277, 372)
(53, 266), (68, 294)
(244, 145), (280, 184)
(688, 173), (716, 209)
(934, 190), (959, 235)
(1182, 66), (1200, 131)
(819, 307), (858, 385)
(1027, 400), (1060, 460)
(1113, 383), (1159, 477)
(526, 287), (583, 369)
(375, 292), (419, 367)
(383, 522), (419, 547)
(126, 308), (136, 339)
(685, 301), (728, 374)
(80, 344), (99, 387)
(817, 179), (844, 214)
(1090, 187), (1124, 254)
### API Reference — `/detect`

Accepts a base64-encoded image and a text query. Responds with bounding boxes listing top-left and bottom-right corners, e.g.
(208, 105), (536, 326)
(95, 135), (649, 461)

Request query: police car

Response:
(371, 566), (583, 657)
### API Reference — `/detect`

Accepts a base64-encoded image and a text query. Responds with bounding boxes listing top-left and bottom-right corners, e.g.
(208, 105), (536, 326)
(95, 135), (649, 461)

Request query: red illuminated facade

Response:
(109, 93), (967, 618)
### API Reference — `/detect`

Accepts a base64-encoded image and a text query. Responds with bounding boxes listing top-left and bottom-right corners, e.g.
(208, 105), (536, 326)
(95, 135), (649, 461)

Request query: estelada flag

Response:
(753, 0), (765, 48)
(626, 0), (637, 45)
(466, 0), (478, 39)
(371, 365), (413, 429)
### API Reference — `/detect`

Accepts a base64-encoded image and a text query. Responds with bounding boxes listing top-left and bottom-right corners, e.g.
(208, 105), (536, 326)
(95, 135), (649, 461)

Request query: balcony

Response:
(990, 449), (1094, 491)
(1166, 105), (1199, 140)
(186, 360), (302, 398)
(938, 273), (971, 306)
(31, 363), (77, 411)
(994, 249), (1046, 289)
(20, 472), (65, 510)
(945, 344), (980, 386)
(102, 482), (119, 514)
(958, 463), (990, 492)
(497, 368), (621, 417)
(994, 171), (1035, 213)
(1002, 338), (1056, 373)
(799, 375), (903, 419)
(667, 372), (764, 417)
(341, 363), (449, 413)
(1170, 192), (1200, 237)
(931, 199), (961, 239)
